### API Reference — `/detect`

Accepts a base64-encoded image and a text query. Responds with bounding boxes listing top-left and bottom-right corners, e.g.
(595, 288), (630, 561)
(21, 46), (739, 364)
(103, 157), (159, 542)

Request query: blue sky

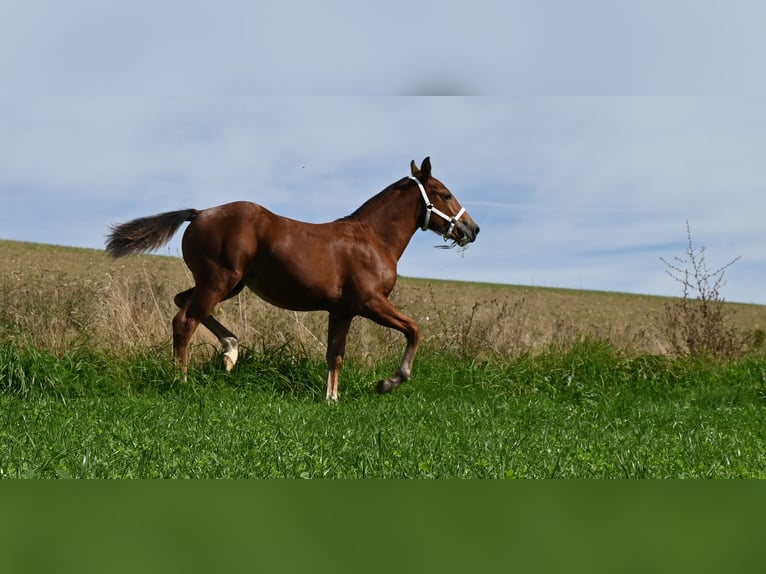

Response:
(1, 3), (765, 304)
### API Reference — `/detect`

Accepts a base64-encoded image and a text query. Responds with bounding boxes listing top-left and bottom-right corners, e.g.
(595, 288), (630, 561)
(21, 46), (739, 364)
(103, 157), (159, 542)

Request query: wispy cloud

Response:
(1, 97), (764, 303)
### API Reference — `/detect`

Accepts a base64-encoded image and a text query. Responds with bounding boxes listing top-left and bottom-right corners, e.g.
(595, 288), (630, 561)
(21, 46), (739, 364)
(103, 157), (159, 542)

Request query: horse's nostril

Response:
(474, 225), (480, 236)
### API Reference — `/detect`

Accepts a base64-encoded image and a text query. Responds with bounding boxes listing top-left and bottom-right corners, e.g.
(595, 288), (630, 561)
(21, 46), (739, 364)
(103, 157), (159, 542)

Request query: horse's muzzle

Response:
(455, 221), (480, 246)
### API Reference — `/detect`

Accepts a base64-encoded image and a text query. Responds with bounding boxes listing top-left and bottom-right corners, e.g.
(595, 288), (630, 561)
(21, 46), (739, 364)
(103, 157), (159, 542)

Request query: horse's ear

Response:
(420, 157), (432, 180)
(410, 160), (418, 176)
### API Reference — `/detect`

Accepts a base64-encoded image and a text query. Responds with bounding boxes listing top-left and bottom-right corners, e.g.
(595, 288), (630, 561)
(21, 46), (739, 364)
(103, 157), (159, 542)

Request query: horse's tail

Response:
(105, 208), (199, 258)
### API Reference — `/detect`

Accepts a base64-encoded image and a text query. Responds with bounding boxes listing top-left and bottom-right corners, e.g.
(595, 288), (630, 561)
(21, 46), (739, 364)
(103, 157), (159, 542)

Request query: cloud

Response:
(2, 3), (765, 305)
(1, 97), (764, 304)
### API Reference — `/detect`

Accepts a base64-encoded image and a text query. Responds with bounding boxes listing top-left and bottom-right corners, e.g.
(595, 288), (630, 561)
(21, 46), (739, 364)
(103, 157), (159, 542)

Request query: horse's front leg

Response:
(325, 313), (353, 402)
(362, 296), (422, 395)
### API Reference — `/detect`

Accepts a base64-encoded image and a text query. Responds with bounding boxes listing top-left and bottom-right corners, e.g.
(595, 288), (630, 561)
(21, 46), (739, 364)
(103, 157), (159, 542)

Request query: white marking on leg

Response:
(221, 336), (238, 372)
(326, 371), (338, 403)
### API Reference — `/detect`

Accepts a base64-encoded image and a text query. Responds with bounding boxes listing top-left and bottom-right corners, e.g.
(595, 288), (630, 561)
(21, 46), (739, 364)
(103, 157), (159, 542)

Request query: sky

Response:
(1, 2), (765, 304)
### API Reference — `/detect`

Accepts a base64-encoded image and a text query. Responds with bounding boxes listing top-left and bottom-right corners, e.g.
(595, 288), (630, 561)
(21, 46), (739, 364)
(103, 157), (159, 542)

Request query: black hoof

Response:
(376, 378), (397, 394)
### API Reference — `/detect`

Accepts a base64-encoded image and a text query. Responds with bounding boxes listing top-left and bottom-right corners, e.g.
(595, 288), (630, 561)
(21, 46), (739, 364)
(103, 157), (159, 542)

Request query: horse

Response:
(105, 157), (480, 401)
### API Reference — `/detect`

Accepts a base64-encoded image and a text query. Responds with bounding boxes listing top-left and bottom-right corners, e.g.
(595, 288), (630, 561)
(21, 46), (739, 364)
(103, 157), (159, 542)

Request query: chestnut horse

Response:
(106, 157), (479, 401)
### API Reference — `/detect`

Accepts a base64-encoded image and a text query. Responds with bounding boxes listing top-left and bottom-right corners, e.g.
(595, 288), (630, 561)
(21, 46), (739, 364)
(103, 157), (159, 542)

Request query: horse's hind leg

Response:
(202, 315), (239, 371)
(172, 289), (201, 377)
(204, 279), (246, 371)
(174, 280), (244, 372)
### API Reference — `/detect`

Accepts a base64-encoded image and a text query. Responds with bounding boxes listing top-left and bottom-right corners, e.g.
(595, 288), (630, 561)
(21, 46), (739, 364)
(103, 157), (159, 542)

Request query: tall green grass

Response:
(2, 339), (765, 478)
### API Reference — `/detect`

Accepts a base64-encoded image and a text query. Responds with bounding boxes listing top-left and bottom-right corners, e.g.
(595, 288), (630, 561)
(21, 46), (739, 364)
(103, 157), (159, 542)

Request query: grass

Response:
(2, 239), (766, 479)
(2, 339), (766, 479)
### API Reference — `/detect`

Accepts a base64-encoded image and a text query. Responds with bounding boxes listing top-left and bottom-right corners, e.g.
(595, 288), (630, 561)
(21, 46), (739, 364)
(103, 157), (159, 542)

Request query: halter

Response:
(408, 175), (466, 241)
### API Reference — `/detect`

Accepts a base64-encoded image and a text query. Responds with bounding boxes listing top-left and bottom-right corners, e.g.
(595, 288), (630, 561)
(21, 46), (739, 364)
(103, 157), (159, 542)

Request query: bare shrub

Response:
(660, 222), (743, 358)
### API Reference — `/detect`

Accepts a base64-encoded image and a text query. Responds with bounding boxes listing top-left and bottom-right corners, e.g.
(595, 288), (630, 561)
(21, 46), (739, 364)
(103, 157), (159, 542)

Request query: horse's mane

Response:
(336, 178), (407, 222)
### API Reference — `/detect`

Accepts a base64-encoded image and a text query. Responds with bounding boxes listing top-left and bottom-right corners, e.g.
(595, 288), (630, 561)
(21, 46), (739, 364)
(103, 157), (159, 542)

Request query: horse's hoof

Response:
(376, 378), (397, 394)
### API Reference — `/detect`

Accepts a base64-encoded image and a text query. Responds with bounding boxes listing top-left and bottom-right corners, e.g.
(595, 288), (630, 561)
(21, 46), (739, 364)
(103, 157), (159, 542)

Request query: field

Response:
(2, 239), (766, 478)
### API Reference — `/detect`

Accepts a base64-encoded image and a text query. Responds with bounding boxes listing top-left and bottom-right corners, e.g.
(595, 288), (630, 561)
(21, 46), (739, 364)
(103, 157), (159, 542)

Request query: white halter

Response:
(408, 175), (466, 241)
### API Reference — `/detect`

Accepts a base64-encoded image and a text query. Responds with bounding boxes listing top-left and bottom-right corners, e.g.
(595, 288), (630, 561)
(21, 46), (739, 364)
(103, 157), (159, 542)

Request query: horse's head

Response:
(409, 157), (480, 247)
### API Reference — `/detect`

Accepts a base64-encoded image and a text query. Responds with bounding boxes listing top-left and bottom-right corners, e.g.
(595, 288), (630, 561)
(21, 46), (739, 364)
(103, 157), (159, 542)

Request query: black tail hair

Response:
(105, 209), (199, 258)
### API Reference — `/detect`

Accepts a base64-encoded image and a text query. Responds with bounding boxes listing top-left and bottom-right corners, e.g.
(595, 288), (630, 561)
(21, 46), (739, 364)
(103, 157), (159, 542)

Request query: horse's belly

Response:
(243, 273), (337, 312)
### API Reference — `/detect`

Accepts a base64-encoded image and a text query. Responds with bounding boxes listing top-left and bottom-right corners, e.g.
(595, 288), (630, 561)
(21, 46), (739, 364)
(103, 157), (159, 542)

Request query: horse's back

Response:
(196, 200), (263, 224)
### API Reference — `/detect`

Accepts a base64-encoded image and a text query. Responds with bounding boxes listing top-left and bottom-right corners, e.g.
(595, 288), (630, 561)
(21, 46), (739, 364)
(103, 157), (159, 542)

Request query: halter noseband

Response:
(408, 175), (466, 241)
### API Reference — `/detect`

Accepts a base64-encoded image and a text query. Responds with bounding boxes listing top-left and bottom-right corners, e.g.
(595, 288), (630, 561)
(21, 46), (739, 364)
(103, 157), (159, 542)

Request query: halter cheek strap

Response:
(408, 176), (466, 240)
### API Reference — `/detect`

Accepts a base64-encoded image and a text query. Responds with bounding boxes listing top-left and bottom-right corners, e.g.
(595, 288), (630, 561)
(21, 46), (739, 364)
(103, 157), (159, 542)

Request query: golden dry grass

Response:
(2, 239), (765, 360)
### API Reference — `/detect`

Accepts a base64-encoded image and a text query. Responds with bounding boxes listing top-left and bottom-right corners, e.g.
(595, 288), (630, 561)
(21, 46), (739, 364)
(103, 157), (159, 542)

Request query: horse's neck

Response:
(348, 184), (421, 261)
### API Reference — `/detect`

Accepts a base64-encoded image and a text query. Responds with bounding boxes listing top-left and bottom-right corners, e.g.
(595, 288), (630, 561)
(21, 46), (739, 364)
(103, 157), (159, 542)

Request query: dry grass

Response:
(2, 239), (765, 361)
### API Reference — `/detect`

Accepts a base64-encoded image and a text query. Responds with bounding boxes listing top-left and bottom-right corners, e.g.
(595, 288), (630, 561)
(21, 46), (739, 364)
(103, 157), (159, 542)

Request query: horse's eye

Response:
(443, 193), (453, 201)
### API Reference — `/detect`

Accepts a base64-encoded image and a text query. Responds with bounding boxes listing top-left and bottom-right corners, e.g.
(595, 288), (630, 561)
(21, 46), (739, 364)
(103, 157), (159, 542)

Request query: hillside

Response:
(2, 239), (765, 358)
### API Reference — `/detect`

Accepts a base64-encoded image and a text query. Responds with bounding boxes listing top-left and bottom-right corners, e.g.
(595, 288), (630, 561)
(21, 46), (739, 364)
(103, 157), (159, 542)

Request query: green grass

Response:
(2, 340), (765, 478)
